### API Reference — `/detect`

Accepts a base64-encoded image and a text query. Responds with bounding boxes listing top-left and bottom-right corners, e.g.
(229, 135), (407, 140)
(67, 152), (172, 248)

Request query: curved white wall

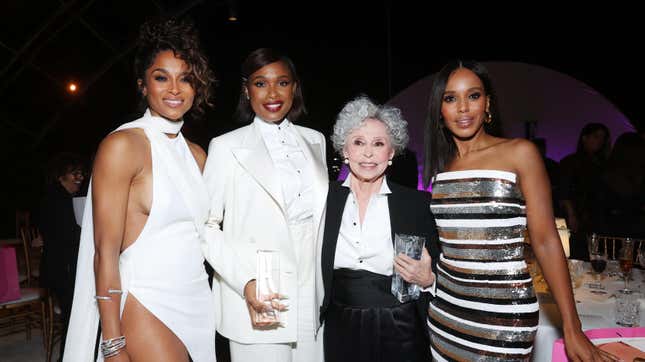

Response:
(387, 62), (636, 189)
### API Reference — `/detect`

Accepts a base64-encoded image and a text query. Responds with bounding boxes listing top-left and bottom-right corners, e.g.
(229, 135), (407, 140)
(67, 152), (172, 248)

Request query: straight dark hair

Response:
(423, 60), (502, 187)
(234, 48), (306, 123)
(575, 122), (611, 159)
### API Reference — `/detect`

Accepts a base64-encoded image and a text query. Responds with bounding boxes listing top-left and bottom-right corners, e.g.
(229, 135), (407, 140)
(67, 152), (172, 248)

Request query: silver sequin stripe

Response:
(430, 333), (532, 362)
(438, 225), (526, 241)
(429, 304), (537, 343)
(441, 242), (525, 261)
(432, 179), (524, 200)
(437, 262), (529, 278)
(431, 203), (525, 215)
(437, 273), (536, 301)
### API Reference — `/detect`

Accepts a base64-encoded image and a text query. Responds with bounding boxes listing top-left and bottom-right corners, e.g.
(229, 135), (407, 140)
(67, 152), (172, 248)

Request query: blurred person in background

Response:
(560, 123), (610, 259)
(39, 151), (85, 361)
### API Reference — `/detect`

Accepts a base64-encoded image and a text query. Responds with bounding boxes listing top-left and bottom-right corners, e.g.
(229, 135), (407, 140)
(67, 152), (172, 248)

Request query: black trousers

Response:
(323, 269), (429, 362)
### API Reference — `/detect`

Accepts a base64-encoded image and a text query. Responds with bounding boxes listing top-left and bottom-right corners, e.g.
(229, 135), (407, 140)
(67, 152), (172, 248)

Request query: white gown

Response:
(64, 110), (216, 362)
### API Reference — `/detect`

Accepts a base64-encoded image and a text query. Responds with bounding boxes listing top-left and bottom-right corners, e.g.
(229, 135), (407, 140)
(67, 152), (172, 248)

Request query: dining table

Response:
(532, 259), (645, 361)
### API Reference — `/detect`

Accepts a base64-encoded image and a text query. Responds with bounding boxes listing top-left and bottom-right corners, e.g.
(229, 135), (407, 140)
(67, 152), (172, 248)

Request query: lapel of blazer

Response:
(292, 126), (328, 233)
(321, 182), (349, 268)
(321, 182), (350, 294)
(387, 179), (403, 245)
(230, 123), (286, 216)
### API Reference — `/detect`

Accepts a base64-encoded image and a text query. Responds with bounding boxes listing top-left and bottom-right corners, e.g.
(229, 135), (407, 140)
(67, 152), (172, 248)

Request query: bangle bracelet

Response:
(100, 335), (126, 358)
(95, 288), (123, 301)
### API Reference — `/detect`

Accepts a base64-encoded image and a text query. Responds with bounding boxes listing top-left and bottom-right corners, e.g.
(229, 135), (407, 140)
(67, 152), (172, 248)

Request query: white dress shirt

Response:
(256, 117), (313, 224)
(333, 175), (394, 276)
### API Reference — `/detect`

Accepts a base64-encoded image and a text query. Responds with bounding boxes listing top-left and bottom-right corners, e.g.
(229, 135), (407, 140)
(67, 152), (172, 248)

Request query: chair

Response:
(16, 226), (44, 287)
(0, 226), (50, 352)
(15, 209), (31, 239)
(46, 294), (64, 362)
(0, 261), (49, 352)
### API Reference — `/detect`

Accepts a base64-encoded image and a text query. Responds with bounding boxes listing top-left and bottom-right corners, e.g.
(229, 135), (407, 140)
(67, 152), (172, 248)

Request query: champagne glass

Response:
(618, 238), (634, 291)
(256, 250), (281, 324)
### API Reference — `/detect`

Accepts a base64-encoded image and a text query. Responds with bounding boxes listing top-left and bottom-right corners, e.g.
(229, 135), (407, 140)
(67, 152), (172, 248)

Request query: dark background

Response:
(1, 0), (642, 236)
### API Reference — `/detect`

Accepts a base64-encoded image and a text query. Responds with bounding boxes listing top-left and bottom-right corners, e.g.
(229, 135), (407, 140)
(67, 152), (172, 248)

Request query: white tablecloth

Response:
(532, 261), (645, 361)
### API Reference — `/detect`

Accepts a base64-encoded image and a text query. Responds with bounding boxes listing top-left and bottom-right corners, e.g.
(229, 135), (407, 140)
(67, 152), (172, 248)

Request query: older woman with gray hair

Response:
(319, 96), (439, 362)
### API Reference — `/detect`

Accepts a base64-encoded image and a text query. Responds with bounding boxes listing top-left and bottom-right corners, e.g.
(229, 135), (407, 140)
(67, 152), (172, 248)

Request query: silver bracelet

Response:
(100, 335), (126, 358)
(95, 289), (123, 301)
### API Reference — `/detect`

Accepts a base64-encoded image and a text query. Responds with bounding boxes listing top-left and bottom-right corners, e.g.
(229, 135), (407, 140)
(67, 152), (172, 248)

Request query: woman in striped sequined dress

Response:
(422, 60), (612, 361)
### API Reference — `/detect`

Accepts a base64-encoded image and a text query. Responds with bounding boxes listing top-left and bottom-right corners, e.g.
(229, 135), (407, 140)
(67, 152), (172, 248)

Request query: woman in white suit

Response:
(202, 48), (328, 362)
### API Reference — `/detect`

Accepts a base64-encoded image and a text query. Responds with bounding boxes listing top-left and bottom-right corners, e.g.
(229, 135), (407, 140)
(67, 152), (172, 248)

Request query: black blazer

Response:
(319, 179), (440, 334)
(39, 183), (81, 291)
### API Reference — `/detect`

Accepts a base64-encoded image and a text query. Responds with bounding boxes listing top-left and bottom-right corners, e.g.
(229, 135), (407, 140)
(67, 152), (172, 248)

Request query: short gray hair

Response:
(331, 96), (409, 155)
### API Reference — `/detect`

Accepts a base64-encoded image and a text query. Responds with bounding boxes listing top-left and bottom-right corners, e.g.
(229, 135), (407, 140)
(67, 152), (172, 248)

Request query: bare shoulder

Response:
(93, 128), (148, 176)
(503, 139), (545, 180)
(97, 129), (147, 161)
(507, 138), (540, 160)
(492, 138), (538, 160)
(186, 140), (207, 169)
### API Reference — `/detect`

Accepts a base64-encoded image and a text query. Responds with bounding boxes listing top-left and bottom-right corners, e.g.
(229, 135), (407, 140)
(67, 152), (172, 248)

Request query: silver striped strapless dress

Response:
(428, 170), (538, 362)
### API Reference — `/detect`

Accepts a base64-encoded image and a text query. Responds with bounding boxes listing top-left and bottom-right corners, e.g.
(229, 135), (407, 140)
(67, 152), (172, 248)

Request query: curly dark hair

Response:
(46, 152), (85, 185)
(134, 17), (216, 118)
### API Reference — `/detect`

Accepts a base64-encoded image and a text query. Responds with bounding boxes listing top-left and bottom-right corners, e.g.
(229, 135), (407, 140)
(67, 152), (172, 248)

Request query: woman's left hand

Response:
(394, 247), (434, 288)
(564, 328), (618, 361)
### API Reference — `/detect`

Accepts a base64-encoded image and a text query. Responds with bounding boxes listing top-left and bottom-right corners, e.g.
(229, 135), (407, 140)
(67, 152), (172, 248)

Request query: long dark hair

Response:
(423, 60), (502, 187)
(134, 17), (216, 118)
(575, 122), (611, 159)
(606, 132), (644, 173)
(234, 48), (306, 123)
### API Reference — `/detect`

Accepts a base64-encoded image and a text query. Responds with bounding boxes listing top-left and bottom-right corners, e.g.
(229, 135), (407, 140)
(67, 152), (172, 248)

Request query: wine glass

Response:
(618, 238), (635, 291)
(588, 234), (607, 283)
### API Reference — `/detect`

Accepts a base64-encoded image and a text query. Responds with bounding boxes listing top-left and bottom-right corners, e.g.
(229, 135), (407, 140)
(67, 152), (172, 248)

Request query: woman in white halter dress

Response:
(64, 18), (217, 362)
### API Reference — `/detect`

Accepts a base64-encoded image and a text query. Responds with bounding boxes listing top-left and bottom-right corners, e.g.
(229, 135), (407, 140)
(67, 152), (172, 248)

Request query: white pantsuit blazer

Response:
(201, 121), (328, 344)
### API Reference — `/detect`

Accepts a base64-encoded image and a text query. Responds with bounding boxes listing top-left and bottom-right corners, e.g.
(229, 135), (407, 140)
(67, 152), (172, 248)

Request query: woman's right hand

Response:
(243, 280), (287, 329)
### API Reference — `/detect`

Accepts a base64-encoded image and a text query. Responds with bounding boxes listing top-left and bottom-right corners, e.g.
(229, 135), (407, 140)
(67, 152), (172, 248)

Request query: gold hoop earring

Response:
(485, 111), (492, 124)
